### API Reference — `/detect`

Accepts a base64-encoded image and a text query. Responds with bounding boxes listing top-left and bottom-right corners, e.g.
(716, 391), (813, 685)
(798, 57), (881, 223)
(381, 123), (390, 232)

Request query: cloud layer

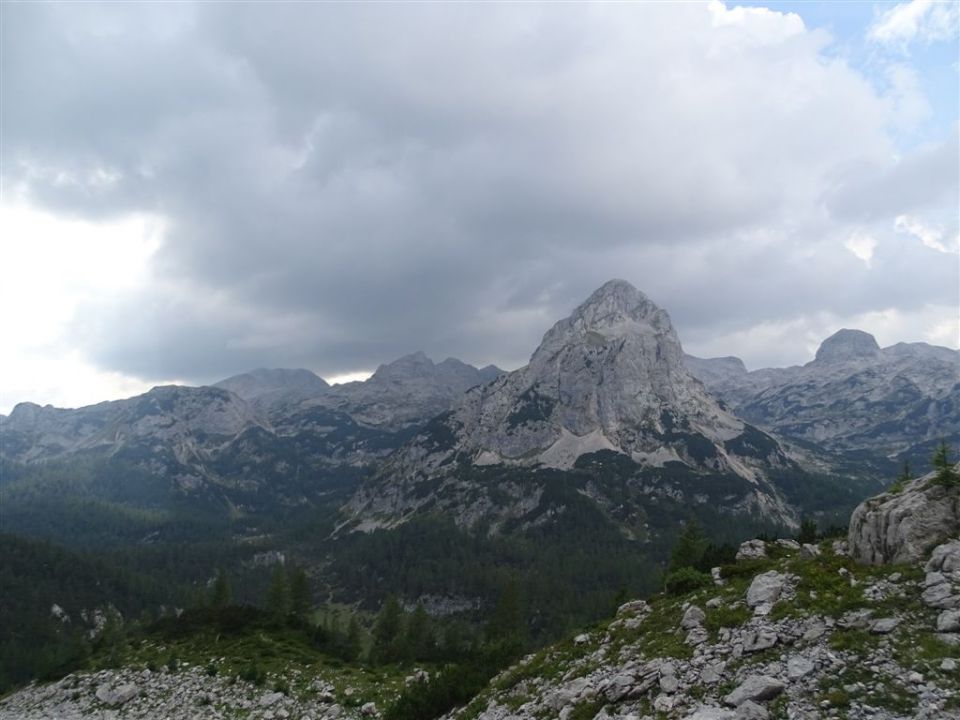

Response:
(2, 2), (957, 408)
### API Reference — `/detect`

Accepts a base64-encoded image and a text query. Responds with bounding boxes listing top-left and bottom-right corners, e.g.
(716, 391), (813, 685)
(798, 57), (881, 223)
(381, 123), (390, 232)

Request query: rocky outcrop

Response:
(447, 538), (960, 720)
(848, 467), (960, 565)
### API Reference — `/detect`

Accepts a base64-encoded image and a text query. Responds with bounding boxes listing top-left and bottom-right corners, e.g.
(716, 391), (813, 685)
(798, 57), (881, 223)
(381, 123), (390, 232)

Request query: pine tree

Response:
(371, 595), (404, 664)
(266, 565), (291, 620)
(289, 566), (311, 619)
(486, 579), (525, 652)
(345, 616), (363, 662)
(668, 519), (707, 573)
(933, 441), (958, 487)
(796, 517), (817, 545)
(404, 603), (432, 662)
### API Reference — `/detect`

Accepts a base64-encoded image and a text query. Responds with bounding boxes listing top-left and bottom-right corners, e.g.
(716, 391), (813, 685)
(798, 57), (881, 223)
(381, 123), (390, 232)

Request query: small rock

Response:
(660, 675), (680, 694)
(787, 656), (815, 680)
(712, 567), (726, 586)
(800, 544), (820, 559)
(706, 597), (722, 609)
(723, 675), (785, 707)
(616, 599), (650, 616)
(260, 692), (284, 708)
(361, 702), (378, 716)
(654, 693), (675, 712)
(940, 658), (957, 670)
(776, 539), (801, 551)
(937, 610), (960, 632)
(95, 684), (138, 707)
(743, 629), (778, 653)
(682, 605), (707, 629)
(573, 633), (590, 645)
(735, 699), (769, 720)
(686, 706), (735, 720)
(870, 617), (901, 634)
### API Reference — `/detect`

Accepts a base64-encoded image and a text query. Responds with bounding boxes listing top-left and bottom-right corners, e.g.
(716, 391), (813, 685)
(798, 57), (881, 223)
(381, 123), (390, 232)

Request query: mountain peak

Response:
(572, 279), (662, 324)
(814, 329), (880, 363)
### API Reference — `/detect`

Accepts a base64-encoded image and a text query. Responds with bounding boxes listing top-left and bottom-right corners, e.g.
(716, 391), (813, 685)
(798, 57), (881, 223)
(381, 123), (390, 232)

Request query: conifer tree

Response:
(210, 569), (231, 610)
(289, 566), (311, 619)
(266, 565), (291, 619)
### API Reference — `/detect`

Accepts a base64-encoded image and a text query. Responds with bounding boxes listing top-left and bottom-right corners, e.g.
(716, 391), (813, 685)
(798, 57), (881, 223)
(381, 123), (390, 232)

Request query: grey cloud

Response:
(3, 2), (958, 383)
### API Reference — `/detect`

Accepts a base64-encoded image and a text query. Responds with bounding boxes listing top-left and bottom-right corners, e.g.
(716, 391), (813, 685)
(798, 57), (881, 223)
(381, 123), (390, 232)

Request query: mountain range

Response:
(3, 279), (956, 533)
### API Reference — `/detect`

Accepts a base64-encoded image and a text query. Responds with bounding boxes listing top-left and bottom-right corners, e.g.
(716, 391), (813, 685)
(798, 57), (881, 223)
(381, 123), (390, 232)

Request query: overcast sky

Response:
(1, 0), (958, 413)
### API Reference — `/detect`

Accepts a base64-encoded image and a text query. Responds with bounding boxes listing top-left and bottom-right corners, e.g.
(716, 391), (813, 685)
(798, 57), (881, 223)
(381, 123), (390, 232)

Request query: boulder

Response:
(95, 683), (138, 707)
(743, 629), (778, 653)
(927, 540), (960, 574)
(800, 544), (820, 559)
(870, 618), (900, 634)
(723, 675), (785, 707)
(786, 656), (815, 680)
(361, 702), (378, 716)
(746, 571), (786, 607)
(682, 605), (706, 629)
(848, 468), (960, 565)
(937, 610), (960, 632)
(260, 692), (285, 708)
(737, 540), (767, 561)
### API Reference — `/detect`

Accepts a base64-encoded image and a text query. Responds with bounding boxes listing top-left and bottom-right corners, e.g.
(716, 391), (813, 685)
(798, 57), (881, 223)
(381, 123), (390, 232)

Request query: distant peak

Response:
(566, 280), (670, 335)
(815, 329), (880, 363)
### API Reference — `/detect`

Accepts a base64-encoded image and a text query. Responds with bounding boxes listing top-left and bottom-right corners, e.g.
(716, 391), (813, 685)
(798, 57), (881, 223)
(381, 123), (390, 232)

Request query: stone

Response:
(746, 571), (786, 608)
(922, 583), (959, 609)
(685, 707), (735, 720)
(737, 540), (767, 561)
(787, 656), (815, 680)
(927, 540), (960, 574)
(573, 633), (590, 645)
(800, 544), (820, 559)
(735, 700), (769, 720)
(660, 675), (679, 694)
(603, 673), (636, 702)
(870, 617), (901, 634)
(260, 692), (285, 708)
(723, 675), (785, 707)
(654, 693), (675, 712)
(706, 597), (722, 609)
(361, 702), (378, 716)
(801, 619), (827, 642)
(682, 605), (706, 629)
(701, 662), (725, 685)
(743, 629), (778, 653)
(777, 539), (801, 550)
(712, 567), (726, 586)
(941, 658), (957, 670)
(617, 599), (650, 616)
(95, 683), (138, 707)
(937, 610), (960, 632)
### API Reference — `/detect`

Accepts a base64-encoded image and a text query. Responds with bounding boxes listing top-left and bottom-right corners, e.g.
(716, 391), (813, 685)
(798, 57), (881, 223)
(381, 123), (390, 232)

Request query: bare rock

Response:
(723, 675), (785, 707)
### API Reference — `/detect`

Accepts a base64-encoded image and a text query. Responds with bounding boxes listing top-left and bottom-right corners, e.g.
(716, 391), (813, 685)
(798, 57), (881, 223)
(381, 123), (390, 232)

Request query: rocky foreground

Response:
(0, 663), (387, 720)
(448, 536), (960, 720)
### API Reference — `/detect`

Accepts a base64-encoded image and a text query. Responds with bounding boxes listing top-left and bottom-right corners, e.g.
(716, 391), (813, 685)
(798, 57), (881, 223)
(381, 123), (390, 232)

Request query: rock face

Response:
(848, 466), (960, 565)
(686, 332), (959, 460)
(346, 280), (799, 531)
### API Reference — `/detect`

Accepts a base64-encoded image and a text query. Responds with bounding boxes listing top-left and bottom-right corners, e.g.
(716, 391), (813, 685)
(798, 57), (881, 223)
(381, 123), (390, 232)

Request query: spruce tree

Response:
(289, 566), (311, 619)
(266, 565), (291, 619)
(371, 595), (404, 664)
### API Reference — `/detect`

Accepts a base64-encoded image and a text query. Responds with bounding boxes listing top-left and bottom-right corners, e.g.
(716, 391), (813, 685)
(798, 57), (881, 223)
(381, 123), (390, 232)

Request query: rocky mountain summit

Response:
(310, 352), (504, 432)
(214, 368), (331, 413)
(346, 281), (801, 532)
(686, 330), (959, 462)
(441, 533), (960, 720)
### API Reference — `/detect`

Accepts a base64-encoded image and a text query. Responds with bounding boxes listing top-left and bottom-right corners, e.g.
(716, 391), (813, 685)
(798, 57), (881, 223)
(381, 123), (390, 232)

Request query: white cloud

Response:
(326, 371), (374, 386)
(868, 0), (960, 50)
(844, 230), (879, 266)
(0, 201), (170, 412)
(894, 214), (956, 252)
